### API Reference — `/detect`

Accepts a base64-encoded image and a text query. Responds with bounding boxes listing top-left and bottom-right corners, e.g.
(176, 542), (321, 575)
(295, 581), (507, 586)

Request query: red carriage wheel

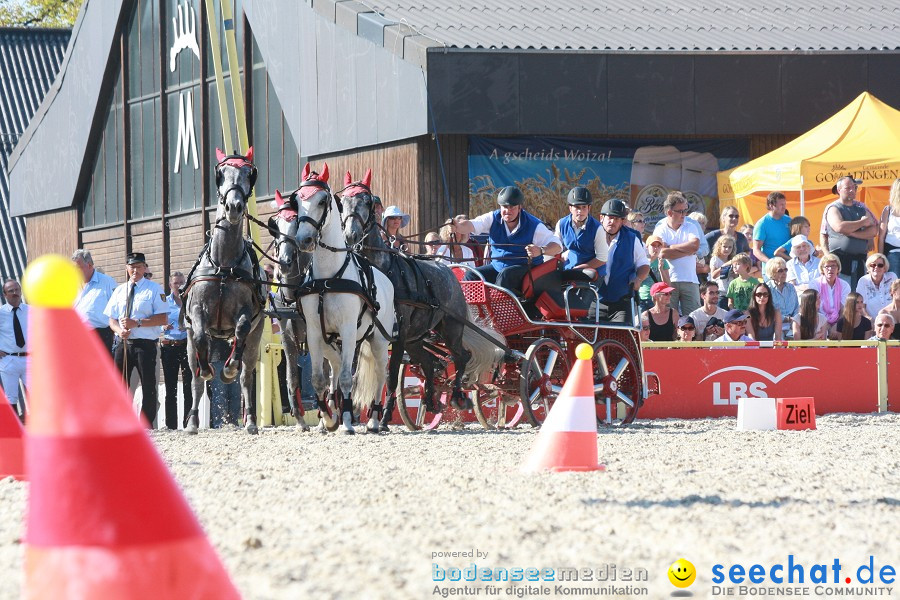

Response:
(592, 339), (642, 426)
(519, 338), (570, 427)
(396, 363), (448, 431)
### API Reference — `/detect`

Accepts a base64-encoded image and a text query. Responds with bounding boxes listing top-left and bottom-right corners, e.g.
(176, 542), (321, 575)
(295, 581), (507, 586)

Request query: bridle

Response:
(296, 178), (348, 254)
(214, 154), (257, 208)
(338, 182), (375, 241)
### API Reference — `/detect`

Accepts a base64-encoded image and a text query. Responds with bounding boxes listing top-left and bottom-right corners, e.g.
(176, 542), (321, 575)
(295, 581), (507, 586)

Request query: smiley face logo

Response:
(668, 558), (696, 588)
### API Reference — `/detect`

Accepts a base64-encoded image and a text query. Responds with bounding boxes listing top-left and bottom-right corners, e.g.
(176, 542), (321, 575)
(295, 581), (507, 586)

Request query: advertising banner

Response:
(640, 346), (879, 418)
(468, 137), (749, 232)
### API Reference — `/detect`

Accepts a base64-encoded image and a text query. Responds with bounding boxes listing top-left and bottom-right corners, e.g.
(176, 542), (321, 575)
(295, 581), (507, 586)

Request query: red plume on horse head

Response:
(215, 147), (254, 163)
(302, 162), (330, 183)
(274, 189), (286, 208)
(343, 168), (372, 191)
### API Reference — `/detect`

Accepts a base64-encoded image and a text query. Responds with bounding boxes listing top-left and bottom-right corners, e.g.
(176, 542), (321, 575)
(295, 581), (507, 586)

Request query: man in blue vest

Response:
(553, 186), (608, 276)
(455, 186), (562, 295)
(598, 199), (650, 323)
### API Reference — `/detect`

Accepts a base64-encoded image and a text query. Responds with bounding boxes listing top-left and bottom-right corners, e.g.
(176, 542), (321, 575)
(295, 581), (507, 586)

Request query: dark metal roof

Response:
(0, 27), (70, 282)
(350, 0), (900, 52)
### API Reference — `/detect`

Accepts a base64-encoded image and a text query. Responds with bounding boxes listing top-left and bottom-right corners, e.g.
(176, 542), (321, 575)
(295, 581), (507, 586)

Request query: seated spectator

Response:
(689, 280), (727, 333)
(437, 220), (476, 265)
(774, 215), (824, 261)
(832, 292), (873, 340)
(642, 282), (679, 342)
(785, 234), (820, 294)
(702, 316), (725, 341)
(878, 178), (900, 278)
(677, 315), (696, 341)
(382, 205), (410, 249)
(715, 309), (753, 342)
(709, 235), (737, 307)
(856, 252), (897, 318)
(626, 211), (646, 237)
(639, 315), (651, 343)
(792, 289), (829, 340)
(878, 279), (900, 341)
(638, 235), (670, 313)
(424, 232), (442, 256)
(814, 253), (851, 327)
(870, 313), (896, 341)
(766, 257), (798, 339)
(746, 282), (783, 341)
(726, 253), (760, 311)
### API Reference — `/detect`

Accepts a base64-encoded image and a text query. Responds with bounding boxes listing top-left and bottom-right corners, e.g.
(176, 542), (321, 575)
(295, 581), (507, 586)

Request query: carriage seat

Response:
(520, 256), (595, 321)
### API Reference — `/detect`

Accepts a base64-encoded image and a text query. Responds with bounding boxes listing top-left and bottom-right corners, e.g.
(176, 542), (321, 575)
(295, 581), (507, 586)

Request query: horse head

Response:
(294, 162), (334, 252)
(215, 147), (257, 225)
(339, 168), (374, 247)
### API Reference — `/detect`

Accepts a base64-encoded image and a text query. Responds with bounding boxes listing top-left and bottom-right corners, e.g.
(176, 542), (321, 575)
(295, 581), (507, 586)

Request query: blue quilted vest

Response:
(490, 210), (544, 271)
(559, 214), (601, 269)
(600, 225), (640, 303)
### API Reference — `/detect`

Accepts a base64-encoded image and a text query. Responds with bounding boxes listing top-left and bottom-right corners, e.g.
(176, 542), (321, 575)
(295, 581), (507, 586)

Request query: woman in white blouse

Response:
(785, 234), (820, 294)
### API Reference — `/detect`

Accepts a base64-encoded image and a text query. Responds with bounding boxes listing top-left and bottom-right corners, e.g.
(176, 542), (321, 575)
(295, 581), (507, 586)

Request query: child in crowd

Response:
(792, 289), (829, 340)
(774, 216), (823, 260)
(726, 253), (760, 311)
(709, 235), (737, 307)
(638, 235), (670, 313)
(832, 292), (873, 340)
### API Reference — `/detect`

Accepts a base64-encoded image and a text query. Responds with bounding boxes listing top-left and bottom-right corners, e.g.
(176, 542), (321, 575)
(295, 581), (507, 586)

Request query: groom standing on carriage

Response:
(455, 186), (562, 295)
(104, 252), (168, 428)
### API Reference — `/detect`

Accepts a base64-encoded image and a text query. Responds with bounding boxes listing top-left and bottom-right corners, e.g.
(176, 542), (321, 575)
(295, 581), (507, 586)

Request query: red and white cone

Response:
(21, 254), (240, 599)
(522, 343), (605, 473)
(0, 387), (25, 480)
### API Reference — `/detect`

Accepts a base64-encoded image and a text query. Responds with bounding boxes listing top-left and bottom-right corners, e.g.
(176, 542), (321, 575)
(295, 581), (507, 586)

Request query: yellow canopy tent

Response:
(717, 92), (900, 249)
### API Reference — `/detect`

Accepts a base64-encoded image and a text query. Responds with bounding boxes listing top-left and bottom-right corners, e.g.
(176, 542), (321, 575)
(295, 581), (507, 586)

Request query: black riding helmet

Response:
(497, 186), (524, 206)
(600, 198), (629, 218)
(567, 186), (592, 206)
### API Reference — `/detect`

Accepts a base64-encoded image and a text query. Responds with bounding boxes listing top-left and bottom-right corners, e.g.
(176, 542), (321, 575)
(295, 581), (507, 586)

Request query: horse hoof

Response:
(316, 420), (328, 434)
(246, 423), (258, 435)
(379, 420), (390, 433)
(366, 418), (379, 434)
(185, 424), (199, 435)
(340, 426), (355, 435)
(297, 421), (310, 432)
(199, 370), (214, 382)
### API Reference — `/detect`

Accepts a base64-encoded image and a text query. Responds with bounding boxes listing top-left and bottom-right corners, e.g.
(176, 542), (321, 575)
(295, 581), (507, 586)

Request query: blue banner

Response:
(468, 136), (749, 232)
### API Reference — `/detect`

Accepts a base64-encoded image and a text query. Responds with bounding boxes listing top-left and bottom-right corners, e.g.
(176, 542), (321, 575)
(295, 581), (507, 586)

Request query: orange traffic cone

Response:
(21, 255), (240, 599)
(522, 344), (605, 473)
(0, 387), (25, 480)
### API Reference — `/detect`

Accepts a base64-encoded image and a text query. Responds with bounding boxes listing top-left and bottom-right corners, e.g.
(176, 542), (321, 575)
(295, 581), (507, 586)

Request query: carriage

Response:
(389, 256), (661, 432)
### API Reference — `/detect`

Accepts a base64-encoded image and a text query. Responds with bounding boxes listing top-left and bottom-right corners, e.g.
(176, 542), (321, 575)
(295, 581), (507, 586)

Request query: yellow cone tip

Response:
(575, 343), (593, 361)
(21, 254), (84, 308)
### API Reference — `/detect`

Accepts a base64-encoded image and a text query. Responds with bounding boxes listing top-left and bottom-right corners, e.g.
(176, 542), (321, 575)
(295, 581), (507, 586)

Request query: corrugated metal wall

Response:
(0, 28), (71, 284)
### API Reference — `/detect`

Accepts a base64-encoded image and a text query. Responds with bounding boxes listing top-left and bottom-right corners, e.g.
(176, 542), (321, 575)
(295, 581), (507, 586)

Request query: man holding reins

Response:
(453, 186), (562, 296)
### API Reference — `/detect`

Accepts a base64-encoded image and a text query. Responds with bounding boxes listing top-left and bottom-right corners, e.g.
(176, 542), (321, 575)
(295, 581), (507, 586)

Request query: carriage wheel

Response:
(470, 389), (495, 430)
(472, 389), (524, 430)
(592, 339), (642, 427)
(396, 363), (447, 431)
(519, 338), (570, 427)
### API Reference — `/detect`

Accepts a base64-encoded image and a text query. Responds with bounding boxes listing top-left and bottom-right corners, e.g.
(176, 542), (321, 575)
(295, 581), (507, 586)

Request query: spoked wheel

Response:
(396, 363), (457, 431)
(592, 339), (642, 427)
(472, 390), (525, 430)
(519, 338), (570, 427)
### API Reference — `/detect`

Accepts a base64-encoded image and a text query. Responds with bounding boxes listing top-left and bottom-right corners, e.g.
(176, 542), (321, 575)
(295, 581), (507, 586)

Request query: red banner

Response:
(888, 346), (900, 412)
(641, 346), (879, 419)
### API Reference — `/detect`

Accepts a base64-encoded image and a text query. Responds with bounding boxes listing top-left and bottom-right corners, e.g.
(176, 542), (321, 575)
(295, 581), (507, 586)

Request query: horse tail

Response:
(461, 314), (506, 383)
(353, 338), (380, 412)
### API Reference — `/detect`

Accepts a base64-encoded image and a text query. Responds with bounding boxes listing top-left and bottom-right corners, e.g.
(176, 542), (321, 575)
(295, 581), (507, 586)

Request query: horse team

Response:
(182, 149), (503, 435)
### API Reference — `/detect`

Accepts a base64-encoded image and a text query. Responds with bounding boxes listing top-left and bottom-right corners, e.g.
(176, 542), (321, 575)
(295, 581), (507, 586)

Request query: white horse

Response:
(294, 165), (395, 434)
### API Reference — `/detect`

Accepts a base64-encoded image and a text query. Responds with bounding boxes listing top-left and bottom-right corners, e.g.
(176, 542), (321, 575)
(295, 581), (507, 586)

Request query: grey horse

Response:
(182, 148), (266, 435)
(340, 169), (502, 430)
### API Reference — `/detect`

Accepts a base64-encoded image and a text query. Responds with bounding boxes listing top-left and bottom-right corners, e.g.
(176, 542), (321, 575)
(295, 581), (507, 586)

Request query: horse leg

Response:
(184, 332), (206, 434)
(283, 323), (309, 431)
(407, 343), (438, 412)
(312, 344), (337, 433)
(365, 336), (390, 434)
(189, 316), (214, 381)
(337, 322), (357, 435)
(235, 312), (260, 435)
(442, 319), (473, 410)
(379, 338), (405, 431)
(222, 308), (252, 383)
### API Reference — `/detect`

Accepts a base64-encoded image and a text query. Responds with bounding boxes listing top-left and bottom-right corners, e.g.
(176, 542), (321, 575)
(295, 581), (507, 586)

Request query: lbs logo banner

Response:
(640, 346), (878, 418)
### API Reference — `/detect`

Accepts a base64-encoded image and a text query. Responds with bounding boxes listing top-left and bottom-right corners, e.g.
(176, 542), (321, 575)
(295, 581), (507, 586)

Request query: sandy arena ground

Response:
(2, 413), (900, 599)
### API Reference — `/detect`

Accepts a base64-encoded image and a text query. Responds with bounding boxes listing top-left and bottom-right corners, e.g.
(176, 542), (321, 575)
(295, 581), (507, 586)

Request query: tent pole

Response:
(800, 175), (805, 217)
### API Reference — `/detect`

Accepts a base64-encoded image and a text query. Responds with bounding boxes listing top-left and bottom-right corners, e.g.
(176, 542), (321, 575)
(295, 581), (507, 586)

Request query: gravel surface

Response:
(2, 413), (900, 599)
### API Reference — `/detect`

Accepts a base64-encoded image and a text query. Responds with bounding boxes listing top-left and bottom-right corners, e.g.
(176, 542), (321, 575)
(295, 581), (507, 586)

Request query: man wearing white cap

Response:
(785, 234), (820, 294)
(382, 205), (410, 249)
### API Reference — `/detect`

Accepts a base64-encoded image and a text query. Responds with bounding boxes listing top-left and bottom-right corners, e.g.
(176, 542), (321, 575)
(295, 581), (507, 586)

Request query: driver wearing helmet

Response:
(597, 198), (650, 322)
(554, 186), (608, 275)
(453, 186), (562, 295)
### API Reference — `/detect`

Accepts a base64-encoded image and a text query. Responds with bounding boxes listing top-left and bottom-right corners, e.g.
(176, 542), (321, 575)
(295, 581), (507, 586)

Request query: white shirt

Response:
(435, 244), (475, 265)
(786, 255), (821, 290)
(604, 229), (650, 285)
(856, 272), (897, 317)
(104, 277), (168, 341)
(74, 268), (117, 328)
(469, 211), (561, 249)
(689, 305), (727, 334)
(714, 332), (753, 343)
(554, 218), (609, 264)
(0, 303), (28, 353)
(652, 219), (700, 283)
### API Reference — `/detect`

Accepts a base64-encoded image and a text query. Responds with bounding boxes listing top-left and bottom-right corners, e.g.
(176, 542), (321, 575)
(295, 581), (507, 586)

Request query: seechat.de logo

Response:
(668, 558), (696, 588)
(699, 366), (818, 406)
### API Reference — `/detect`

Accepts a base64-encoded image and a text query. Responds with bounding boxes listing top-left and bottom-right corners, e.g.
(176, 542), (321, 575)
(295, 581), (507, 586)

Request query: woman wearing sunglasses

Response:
(746, 282), (783, 341)
(856, 252), (896, 317)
